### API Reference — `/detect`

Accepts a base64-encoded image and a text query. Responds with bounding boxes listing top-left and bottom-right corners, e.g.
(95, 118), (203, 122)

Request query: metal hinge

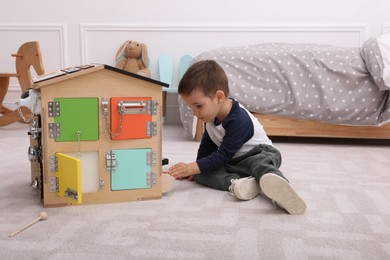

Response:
(48, 123), (61, 138)
(148, 100), (158, 115)
(146, 121), (157, 136)
(101, 97), (109, 116)
(50, 177), (59, 192)
(106, 151), (117, 172)
(49, 156), (58, 172)
(48, 101), (60, 117)
(146, 172), (157, 187)
(146, 151), (157, 166)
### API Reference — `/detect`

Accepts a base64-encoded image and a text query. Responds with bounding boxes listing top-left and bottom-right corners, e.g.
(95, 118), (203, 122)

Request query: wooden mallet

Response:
(9, 211), (48, 237)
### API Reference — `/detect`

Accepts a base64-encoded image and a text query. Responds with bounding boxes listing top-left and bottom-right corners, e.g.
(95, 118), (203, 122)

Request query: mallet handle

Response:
(9, 217), (41, 237)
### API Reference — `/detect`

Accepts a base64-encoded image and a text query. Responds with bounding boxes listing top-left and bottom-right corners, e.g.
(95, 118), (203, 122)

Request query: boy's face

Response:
(181, 89), (220, 123)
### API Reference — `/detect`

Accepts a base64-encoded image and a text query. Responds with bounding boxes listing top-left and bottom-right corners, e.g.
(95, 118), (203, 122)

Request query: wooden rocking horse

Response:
(0, 41), (45, 126)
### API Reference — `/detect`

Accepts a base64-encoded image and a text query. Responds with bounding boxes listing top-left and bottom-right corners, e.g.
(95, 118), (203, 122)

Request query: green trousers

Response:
(193, 144), (286, 191)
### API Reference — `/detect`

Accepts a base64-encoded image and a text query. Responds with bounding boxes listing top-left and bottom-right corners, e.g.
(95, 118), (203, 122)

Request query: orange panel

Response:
(110, 97), (152, 140)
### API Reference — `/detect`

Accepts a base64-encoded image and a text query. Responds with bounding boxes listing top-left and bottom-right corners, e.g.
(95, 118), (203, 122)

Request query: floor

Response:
(1, 122), (390, 259)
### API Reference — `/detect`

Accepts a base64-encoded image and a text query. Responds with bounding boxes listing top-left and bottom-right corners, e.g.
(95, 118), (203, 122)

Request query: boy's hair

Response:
(178, 60), (229, 98)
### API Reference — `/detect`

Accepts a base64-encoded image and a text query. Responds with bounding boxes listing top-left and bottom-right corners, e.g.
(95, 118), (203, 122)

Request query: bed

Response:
(178, 34), (390, 141)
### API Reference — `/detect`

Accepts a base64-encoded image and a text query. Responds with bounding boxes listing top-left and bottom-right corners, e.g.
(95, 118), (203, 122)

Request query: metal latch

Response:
(146, 172), (157, 187)
(106, 151), (117, 172)
(29, 119), (41, 140)
(146, 151), (157, 166)
(48, 101), (60, 117)
(117, 99), (157, 115)
(118, 100), (147, 114)
(64, 188), (78, 201)
(146, 121), (157, 136)
(48, 123), (61, 138)
(28, 146), (38, 162)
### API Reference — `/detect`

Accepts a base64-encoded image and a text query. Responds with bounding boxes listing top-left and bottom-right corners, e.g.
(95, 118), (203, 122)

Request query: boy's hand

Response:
(168, 162), (200, 180)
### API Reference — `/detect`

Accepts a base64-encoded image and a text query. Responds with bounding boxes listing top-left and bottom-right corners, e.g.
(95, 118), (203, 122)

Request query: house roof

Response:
(32, 64), (169, 89)
(104, 65), (169, 88)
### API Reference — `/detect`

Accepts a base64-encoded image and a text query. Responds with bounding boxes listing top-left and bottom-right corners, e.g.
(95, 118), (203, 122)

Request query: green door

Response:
(54, 98), (99, 142)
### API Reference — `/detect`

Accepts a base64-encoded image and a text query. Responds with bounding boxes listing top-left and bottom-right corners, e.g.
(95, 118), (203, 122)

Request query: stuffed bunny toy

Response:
(115, 40), (150, 77)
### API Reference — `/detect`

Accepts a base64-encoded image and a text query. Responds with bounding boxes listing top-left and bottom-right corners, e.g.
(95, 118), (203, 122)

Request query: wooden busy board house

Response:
(27, 64), (168, 207)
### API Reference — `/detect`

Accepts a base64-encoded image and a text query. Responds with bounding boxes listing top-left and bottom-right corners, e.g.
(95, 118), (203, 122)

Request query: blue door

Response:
(110, 148), (152, 190)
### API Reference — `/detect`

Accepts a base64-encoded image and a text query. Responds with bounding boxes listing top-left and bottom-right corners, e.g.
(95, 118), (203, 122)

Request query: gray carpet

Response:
(1, 123), (390, 259)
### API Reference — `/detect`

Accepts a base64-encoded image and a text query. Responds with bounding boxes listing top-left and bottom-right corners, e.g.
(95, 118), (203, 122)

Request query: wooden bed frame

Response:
(194, 113), (390, 141)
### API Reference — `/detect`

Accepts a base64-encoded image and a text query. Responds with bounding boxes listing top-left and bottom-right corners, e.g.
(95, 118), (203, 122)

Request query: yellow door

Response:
(56, 153), (82, 204)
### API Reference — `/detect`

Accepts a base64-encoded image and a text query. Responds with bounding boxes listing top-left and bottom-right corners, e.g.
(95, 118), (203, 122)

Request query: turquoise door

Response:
(110, 148), (152, 190)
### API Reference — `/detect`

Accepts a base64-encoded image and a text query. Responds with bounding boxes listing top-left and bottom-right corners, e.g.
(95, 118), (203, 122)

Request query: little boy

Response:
(168, 60), (306, 215)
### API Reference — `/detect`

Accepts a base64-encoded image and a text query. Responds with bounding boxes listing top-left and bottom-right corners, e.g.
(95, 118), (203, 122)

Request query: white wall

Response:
(1, 0), (390, 123)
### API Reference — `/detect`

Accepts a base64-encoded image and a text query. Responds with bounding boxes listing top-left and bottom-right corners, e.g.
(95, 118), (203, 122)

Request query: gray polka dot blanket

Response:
(179, 35), (390, 138)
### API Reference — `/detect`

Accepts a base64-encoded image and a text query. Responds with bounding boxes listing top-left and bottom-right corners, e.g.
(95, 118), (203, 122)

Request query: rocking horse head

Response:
(12, 41), (45, 91)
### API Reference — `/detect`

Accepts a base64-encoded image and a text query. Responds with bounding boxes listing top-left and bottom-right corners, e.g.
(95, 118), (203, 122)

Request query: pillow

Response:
(360, 35), (390, 91)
